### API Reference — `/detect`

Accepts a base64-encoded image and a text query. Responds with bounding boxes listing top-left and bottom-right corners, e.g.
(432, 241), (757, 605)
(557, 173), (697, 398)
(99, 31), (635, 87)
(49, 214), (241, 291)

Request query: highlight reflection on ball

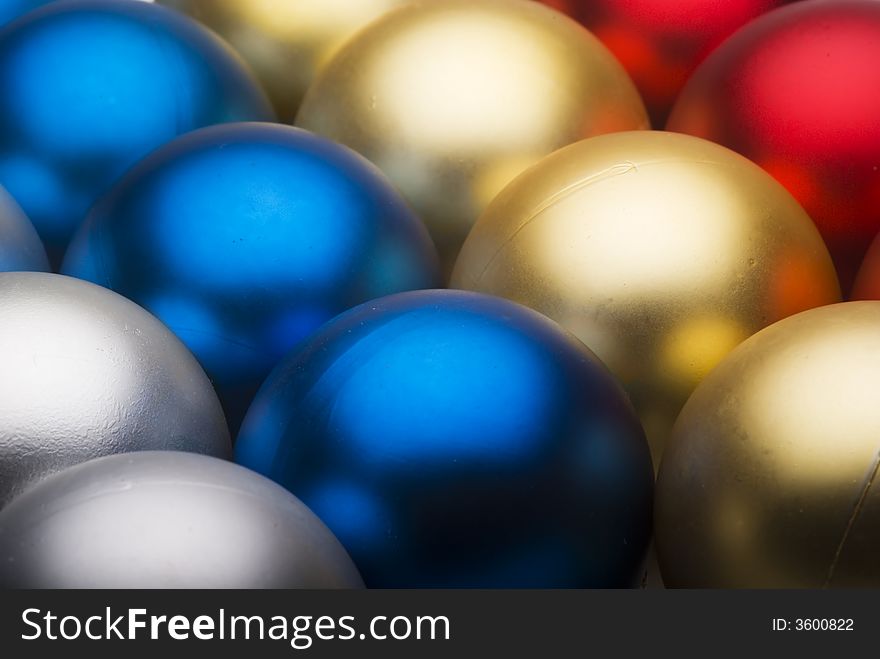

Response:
(63, 123), (440, 431)
(0, 273), (230, 507)
(296, 0), (648, 274)
(453, 131), (840, 466)
(0, 0), (273, 264)
(0, 452), (364, 588)
(236, 290), (653, 588)
(160, 0), (406, 122)
(657, 302), (880, 588)
(0, 184), (47, 272)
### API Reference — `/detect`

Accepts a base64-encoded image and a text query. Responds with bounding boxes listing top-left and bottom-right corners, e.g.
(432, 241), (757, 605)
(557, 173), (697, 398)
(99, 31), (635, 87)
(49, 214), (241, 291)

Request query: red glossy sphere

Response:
(668, 0), (880, 292)
(541, 0), (790, 127)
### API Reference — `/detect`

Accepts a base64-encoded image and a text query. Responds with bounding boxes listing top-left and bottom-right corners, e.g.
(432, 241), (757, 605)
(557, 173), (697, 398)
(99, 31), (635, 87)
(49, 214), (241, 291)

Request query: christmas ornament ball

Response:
(159, 0), (407, 122)
(657, 302), (880, 588)
(235, 289), (654, 588)
(63, 122), (440, 431)
(452, 131), (840, 466)
(541, 0), (791, 127)
(0, 272), (230, 507)
(296, 0), (648, 275)
(0, 0), (273, 264)
(0, 452), (363, 588)
(667, 0), (880, 292)
(0, 184), (47, 272)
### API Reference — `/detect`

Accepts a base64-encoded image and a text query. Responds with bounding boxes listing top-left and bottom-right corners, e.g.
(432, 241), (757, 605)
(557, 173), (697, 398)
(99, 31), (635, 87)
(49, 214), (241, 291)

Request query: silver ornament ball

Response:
(0, 451), (364, 588)
(0, 272), (230, 506)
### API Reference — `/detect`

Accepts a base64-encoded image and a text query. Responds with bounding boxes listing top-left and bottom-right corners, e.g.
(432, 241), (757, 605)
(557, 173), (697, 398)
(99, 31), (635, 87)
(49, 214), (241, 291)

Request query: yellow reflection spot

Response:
(661, 315), (748, 388)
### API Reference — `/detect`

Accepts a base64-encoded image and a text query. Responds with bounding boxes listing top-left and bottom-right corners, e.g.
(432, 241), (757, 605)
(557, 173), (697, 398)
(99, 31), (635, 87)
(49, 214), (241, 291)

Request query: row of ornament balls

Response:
(0, 0), (878, 588)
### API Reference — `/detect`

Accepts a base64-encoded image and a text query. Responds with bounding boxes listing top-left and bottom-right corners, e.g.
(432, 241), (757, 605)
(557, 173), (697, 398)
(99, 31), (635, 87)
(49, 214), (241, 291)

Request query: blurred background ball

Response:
(0, 0), (273, 265)
(657, 302), (880, 588)
(160, 0), (406, 122)
(452, 131), (840, 467)
(0, 452), (364, 588)
(63, 123), (440, 431)
(668, 0), (880, 293)
(236, 290), (653, 588)
(0, 272), (230, 507)
(0, 184), (47, 271)
(296, 0), (648, 275)
(541, 0), (793, 127)
(852, 233), (880, 301)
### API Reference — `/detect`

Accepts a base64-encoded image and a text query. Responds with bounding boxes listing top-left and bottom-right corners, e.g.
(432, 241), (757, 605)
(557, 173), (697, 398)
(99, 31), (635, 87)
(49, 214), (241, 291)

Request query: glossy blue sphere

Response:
(0, 0), (273, 264)
(235, 290), (654, 588)
(0, 184), (47, 271)
(64, 122), (440, 431)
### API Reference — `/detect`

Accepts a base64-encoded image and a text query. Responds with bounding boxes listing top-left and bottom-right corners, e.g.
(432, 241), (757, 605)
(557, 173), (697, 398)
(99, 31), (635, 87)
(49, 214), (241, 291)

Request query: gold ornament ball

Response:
(159, 0), (407, 121)
(452, 130), (840, 467)
(656, 302), (880, 588)
(296, 0), (648, 274)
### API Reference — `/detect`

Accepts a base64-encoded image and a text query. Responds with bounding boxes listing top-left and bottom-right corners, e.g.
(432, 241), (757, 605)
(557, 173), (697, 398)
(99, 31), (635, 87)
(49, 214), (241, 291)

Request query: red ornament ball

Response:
(541, 0), (791, 127)
(668, 0), (880, 293)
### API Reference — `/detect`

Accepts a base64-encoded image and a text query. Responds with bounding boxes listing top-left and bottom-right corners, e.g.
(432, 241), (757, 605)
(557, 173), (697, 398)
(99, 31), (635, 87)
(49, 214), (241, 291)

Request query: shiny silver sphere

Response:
(0, 273), (230, 506)
(0, 451), (364, 588)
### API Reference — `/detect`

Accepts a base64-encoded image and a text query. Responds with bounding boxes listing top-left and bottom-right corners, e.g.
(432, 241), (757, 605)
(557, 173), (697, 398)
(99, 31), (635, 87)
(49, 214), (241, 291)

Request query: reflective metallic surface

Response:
(0, 0), (273, 264)
(0, 452), (364, 588)
(296, 0), (648, 275)
(656, 302), (880, 588)
(236, 289), (654, 588)
(668, 0), (880, 293)
(0, 184), (48, 271)
(541, 0), (791, 127)
(0, 273), (230, 507)
(452, 131), (840, 467)
(63, 123), (440, 431)
(160, 0), (406, 122)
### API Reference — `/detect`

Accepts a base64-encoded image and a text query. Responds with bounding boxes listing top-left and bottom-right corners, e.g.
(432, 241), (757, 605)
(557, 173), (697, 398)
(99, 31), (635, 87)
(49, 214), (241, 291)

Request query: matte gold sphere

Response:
(452, 131), (840, 466)
(656, 302), (880, 588)
(296, 0), (648, 274)
(159, 0), (406, 121)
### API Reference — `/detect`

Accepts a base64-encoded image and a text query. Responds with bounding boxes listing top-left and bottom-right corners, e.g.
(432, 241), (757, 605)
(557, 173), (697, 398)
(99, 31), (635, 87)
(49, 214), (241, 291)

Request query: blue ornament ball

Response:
(0, 0), (54, 27)
(235, 290), (654, 588)
(64, 122), (441, 430)
(0, 0), (273, 264)
(0, 184), (47, 271)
